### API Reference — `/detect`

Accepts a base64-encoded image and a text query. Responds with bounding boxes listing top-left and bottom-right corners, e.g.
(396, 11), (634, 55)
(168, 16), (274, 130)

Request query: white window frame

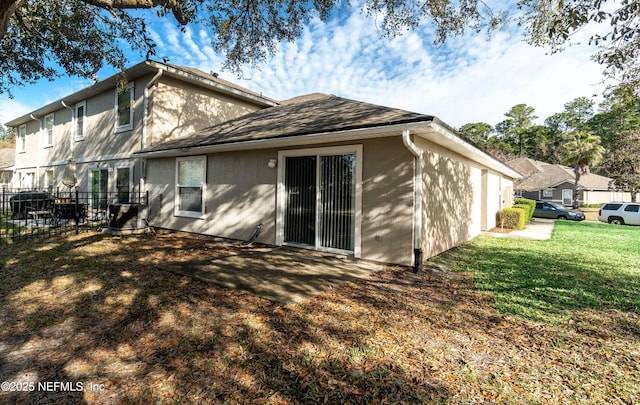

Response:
(542, 189), (553, 198)
(75, 101), (86, 141)
(22, 171), (35, 189)
(44, 169), (54, 190)
(18, 124), (26, 152)
(175, 156), (206, 219)
(114, 164), (134, 203)
(44, 113), (54, 147)
(562, 188), (573, 206)
(115, 83), (134, 133)
(1, 171), (11, 186)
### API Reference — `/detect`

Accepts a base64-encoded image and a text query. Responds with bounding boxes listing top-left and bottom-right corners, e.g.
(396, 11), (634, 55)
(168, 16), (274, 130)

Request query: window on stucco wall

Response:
(175, 156), (206, 218)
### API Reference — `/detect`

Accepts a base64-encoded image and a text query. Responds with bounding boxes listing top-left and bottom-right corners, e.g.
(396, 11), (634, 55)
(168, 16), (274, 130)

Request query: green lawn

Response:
(0, 228), (638, 402)
(427, 221), (640, 324)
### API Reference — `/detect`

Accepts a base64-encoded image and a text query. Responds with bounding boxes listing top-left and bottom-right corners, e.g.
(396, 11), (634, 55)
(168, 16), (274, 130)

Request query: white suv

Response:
(598, 202), (640, 225)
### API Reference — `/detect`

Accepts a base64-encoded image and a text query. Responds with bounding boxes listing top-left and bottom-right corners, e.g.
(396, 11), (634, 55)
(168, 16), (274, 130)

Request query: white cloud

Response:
(219, 11), (608, 128)
(0, 98), (31, 124)
(2, 6), (610, 131)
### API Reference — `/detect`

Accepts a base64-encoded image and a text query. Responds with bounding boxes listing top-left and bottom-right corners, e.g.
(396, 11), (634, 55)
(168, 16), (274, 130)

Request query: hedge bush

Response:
(513, 203), (533, 222)
(497, 207), (527, 230)
(514, 197), (536, 221)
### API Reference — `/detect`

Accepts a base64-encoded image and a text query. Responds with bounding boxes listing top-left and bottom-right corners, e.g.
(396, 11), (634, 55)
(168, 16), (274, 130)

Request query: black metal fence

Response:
(1, 188), (148, 242)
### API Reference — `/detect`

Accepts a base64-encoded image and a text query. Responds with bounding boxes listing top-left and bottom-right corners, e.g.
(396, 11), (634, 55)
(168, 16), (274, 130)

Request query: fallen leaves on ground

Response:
(0, 231), (638, 404)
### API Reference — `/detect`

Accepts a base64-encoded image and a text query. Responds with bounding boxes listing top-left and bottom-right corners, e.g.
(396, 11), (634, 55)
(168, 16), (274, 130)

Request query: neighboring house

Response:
(4, 61), (276, 201)
(0, 148), (15, 187)
(136, 93), (520, 268)
(509, 157), (635, 205)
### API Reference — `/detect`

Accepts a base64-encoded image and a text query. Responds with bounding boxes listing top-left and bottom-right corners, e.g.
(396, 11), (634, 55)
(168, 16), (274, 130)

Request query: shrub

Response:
(513, 203), (533, 222)
(497, 207), (527, 230)
(514, 197), (536, 221)
(580, 203), (602, 208)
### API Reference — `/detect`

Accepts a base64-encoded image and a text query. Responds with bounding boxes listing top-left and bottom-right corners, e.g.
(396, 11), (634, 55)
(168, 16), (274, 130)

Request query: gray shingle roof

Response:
(140, 93), (436, 153)
(509, 157), (613, 191)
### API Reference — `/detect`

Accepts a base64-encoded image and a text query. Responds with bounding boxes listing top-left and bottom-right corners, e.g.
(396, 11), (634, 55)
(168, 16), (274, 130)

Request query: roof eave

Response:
(155, 62), (278, 108)
(135, 120), (522, 179)
(134, 121), (433, 158)
(5, 61), (277, 127)
(415, 121), (522, 179)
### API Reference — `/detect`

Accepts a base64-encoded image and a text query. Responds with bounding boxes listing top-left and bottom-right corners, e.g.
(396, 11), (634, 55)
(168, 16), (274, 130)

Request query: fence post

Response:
(75, 188), (79, 235)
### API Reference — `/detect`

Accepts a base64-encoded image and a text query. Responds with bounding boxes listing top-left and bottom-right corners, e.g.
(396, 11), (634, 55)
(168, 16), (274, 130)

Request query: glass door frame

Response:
(276, 144), (363, 258)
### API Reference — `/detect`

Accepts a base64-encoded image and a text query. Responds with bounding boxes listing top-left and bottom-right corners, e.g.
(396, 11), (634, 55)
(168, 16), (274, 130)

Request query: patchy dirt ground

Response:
(0, 231), (638, 404)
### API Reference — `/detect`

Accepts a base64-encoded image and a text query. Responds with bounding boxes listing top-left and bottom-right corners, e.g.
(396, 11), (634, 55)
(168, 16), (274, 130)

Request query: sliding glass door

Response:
(319, 154), (356, 251)
(284, 156), (317, 245)
(283, 151), (357, 253)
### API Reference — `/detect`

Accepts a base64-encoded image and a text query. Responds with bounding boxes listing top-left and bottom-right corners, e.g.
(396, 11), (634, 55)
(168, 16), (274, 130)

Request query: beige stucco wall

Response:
(414, 136), (515, 259)
(71, 80), (147, 160)
(484, 170), (513, 230)
(145, 150), (278, 245)
(583, 190), (637, 205)
(12, 76), (151, 190)
(417, 137), (478, 259)
(14, 120), (41, 173)
(146, 77), (264, 146)
(360, 137), (414, 265)
(144, 136), (416, 266)
(11, 73), (269, 193)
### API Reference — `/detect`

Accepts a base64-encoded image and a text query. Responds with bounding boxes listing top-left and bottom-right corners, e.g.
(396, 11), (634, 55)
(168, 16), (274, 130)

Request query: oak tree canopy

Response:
(0, 0), (638, 96)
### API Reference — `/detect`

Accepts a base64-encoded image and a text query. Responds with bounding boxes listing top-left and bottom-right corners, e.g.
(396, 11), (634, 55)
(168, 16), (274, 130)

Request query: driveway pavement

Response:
(157, 245), (384, 304)
(483, 218), (556, 240)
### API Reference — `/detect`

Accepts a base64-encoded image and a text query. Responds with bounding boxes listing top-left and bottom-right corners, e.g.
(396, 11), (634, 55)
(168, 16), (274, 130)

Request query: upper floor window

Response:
(44, 113), (54, 146)
(75, 101), (86, 140)
(115, 83), (134, 132)
(18, 124), (26, 152)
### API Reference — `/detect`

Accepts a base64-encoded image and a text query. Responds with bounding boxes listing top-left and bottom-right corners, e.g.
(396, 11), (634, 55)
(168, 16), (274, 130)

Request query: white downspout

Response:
(30, 114), (42, 190)
(402, 129), (423, 273)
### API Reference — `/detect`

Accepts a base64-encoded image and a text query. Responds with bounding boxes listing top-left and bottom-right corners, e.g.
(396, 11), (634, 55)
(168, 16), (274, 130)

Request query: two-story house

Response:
(6, 61), (520, 268)
(5, 61), (277, 205)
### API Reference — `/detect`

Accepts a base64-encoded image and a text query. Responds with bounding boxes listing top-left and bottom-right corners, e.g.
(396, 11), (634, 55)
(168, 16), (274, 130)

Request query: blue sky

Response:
(1, 4), (610, 129)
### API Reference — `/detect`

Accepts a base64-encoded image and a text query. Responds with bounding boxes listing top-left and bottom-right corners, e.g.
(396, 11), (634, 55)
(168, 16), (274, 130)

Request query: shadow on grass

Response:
(0, 232), (450, 404)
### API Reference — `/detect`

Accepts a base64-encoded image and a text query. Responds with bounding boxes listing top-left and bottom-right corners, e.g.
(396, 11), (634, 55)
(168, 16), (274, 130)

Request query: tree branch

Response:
(0, 0), (25, 40)
(80, 0), (190, 24)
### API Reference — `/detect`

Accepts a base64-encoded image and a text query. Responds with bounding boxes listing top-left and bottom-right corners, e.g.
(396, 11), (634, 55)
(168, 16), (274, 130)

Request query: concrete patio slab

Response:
(157, 245), (385, 304)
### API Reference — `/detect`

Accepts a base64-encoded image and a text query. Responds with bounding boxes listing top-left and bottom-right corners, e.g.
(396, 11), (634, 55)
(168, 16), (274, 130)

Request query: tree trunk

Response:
(573, 165), (582, 209)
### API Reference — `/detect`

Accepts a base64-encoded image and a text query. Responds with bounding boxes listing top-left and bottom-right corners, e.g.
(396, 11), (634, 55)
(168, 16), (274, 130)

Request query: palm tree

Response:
(562, 131), (605, 208)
